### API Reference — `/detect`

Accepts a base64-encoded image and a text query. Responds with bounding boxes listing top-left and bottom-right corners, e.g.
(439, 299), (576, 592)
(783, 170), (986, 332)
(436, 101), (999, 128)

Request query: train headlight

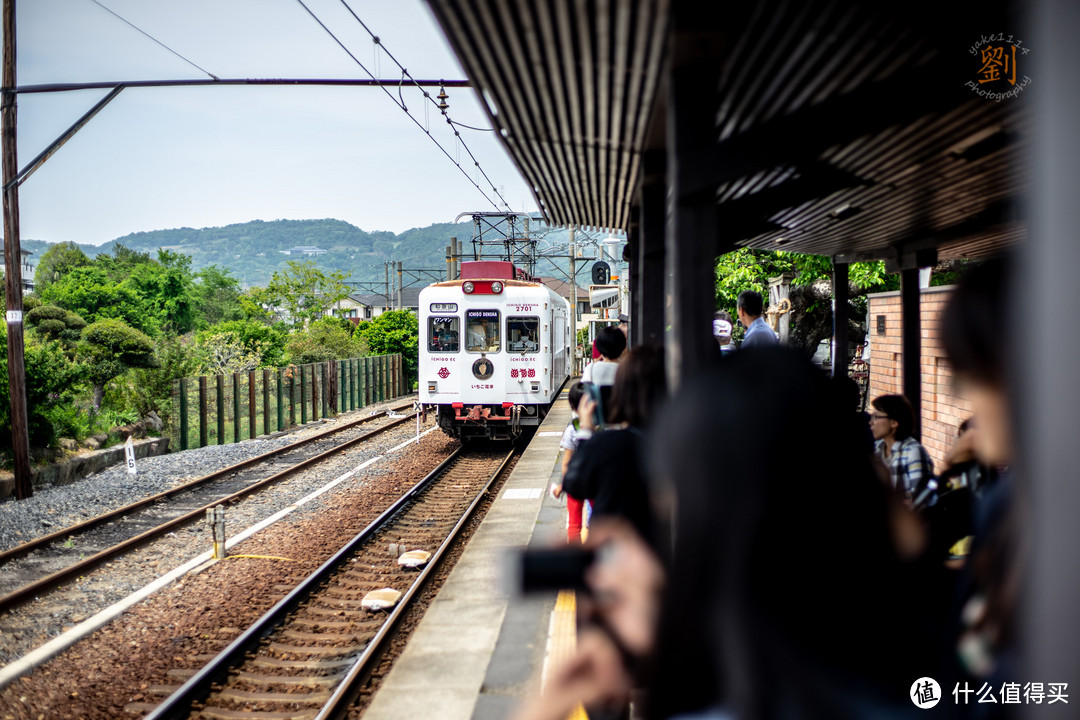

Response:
(530, 381), (541, 393)
(490, 281), (503, 293)
(463, 281), (475, 293)
(428, 381), (438, 393)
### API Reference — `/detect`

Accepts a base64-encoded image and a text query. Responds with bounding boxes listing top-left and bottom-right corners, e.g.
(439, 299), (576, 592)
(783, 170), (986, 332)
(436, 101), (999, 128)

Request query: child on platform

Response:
(550, 382), (589, 543)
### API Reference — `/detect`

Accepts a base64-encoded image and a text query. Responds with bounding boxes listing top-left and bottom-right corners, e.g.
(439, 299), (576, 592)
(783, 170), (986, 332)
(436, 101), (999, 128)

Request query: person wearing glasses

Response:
(870, 394), (934, 500)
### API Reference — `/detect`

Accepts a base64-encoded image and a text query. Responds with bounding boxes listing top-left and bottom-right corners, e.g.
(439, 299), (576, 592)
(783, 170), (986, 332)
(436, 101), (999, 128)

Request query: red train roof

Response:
(459, 260), (532, 281)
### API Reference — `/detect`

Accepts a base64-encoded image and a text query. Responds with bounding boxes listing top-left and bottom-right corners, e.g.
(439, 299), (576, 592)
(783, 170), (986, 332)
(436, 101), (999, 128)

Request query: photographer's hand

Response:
(577, 395), (598, 433)
(585, 518), (665, 658)
(512, 627), (631, 720)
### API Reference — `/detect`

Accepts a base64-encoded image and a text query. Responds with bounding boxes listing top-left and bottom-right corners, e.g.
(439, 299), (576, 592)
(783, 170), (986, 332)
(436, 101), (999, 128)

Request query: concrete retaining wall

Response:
(0, 437), (171, 500)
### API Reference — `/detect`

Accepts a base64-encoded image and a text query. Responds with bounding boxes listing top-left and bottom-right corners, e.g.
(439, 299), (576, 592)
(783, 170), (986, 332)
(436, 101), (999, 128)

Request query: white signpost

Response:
(124, 436), (137, 475)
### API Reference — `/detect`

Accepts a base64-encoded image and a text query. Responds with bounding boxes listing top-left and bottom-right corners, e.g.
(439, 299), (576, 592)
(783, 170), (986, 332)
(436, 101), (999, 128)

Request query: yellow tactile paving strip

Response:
(542, 590), (589, 720)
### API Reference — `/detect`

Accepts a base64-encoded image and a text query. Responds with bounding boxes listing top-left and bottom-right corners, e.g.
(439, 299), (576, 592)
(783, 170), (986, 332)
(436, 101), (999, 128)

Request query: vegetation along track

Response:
(0, 404), (417, 615)
(137, 443), (518, 720)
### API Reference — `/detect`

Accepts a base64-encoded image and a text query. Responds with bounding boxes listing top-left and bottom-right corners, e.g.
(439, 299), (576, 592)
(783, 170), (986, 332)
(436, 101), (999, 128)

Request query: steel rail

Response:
(316, 444), (519, 720)
(142, 444), (489, 720)
(0, 401), (414, 565)
(0, 410), (418, 614)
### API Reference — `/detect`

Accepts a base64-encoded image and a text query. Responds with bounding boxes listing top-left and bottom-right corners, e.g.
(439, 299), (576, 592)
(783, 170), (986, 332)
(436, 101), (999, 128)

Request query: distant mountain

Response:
(19, 218), (620, 288)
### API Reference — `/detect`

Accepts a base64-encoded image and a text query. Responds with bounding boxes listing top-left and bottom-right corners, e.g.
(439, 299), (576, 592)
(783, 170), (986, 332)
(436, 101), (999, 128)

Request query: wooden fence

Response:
(170, 354), (407, 451)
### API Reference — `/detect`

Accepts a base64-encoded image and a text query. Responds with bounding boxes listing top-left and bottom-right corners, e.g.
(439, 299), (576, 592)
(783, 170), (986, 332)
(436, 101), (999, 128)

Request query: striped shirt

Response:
(875, 436), (934, 497)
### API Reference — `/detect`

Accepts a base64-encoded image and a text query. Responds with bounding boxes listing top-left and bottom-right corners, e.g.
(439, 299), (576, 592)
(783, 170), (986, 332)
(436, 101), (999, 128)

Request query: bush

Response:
(78, 318), (158, 408)
(196, 319), (287, 368)
(287, 317), (365, 365)
(110, 335), (200, 430)
(26, 304), (87, 348)
(0, 327), (88, 449)
(354, 311), (419, 376)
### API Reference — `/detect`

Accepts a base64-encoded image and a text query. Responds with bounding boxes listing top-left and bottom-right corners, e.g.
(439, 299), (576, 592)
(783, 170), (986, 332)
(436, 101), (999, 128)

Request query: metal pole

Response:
(384, 262), (390, 313)
(2, 0), (31, 499)
(832, 262), (850, 378)
(900, 267), (922, 439)
(397, 261), (403, 310)
(446, 244), (452, 281)
(569, 227), (577, 376)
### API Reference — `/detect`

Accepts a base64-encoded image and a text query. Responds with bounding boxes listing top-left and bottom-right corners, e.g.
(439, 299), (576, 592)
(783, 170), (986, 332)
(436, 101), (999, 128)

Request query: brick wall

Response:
(866, 286), (973, 472)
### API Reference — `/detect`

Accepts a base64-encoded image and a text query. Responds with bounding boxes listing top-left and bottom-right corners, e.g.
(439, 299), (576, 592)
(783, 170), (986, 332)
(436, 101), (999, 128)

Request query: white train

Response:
(419, 260), (573, 440)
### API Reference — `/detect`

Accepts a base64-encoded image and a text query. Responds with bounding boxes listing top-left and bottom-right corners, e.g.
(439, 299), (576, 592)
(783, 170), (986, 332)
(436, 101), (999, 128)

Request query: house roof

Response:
(353, 286), (424, 308)
(537, 277), (589, 300)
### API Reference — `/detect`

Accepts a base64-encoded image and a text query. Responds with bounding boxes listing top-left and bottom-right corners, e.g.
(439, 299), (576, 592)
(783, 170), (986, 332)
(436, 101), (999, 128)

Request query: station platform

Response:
(363, 388), (575, 720)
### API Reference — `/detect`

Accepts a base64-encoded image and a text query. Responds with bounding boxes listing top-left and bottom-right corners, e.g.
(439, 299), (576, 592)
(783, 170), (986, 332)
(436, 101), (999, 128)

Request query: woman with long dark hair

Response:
(562, 343), (665, 543)
(517, 349), (936, 720)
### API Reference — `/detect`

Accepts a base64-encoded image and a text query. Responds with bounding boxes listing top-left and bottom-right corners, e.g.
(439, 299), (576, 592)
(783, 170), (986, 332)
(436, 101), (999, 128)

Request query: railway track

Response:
(0, 403), (417, 615)
(135, 443), (518, 720)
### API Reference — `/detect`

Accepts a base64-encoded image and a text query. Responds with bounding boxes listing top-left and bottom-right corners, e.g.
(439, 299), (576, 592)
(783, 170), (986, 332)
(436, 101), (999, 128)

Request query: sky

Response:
(7, 0), (537, 245)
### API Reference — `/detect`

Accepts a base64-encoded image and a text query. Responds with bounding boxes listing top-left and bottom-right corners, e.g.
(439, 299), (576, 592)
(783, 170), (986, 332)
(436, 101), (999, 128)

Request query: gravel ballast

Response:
(0, 399), (435, 667)
(0, 401), (415, 553)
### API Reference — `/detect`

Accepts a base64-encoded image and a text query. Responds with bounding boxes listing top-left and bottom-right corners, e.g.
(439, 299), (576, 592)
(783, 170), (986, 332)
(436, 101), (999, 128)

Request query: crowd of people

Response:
(522, 261), (1018, 719)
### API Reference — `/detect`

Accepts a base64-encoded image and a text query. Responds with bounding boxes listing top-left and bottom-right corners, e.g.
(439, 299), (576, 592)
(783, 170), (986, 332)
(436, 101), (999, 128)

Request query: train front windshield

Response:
(429, 316), (460, 352)
(466, 309), (501, 353)
(507, 317), (540, 352)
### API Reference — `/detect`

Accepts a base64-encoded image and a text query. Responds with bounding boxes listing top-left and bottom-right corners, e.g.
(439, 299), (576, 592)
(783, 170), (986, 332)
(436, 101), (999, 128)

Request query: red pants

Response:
(566, 493), (586, 543)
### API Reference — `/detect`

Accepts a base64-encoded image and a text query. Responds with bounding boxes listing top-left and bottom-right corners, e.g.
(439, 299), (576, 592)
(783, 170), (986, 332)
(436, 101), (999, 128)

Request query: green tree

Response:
(287, 316), (365, 364)
(194, 265), (244, 326)
(33, 241), (90, 292)
(714, 249), (891, 316)
(259, 261), (353, 328)
(26, 304), (87, 351)
(40, 265), (156, 334)
(199, 319), (288, 368)
(715, 249), (893, 354)
(0, 325), (87, 449)
(194, 331), (263, 375)
(122, 250), (199, 334)
(354, 310), (419, 377)
(96, 243), (153, 278)
(109, 336), (200, 429)
(78, 318), (158, 407)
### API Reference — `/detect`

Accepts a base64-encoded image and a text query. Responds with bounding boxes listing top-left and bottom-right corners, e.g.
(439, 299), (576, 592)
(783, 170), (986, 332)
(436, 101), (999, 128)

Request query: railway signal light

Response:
(592, 261), (610, 285)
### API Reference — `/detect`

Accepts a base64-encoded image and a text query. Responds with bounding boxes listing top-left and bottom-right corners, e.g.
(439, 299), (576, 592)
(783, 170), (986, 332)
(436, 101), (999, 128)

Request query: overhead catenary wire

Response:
(294, 0), (510, 212)
(88, 0), (220, 81)
(336, 0), (513, 208)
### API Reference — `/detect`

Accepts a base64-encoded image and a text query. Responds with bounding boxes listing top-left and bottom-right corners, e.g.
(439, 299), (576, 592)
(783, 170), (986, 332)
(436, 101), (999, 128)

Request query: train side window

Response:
(507, 316), (540, 353)
(465, 309), (501, 353)
(429, 316), (459, 352)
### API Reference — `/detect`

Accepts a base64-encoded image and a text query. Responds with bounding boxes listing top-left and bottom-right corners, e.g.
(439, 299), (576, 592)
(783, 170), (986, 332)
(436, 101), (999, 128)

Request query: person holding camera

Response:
(518, 349), (934, 720)
(563, 344), (665, 548)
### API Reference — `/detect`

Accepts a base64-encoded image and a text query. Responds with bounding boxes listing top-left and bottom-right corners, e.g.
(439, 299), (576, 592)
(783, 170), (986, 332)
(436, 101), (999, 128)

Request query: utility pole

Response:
(569, 227), (577, 376)
(384, 262), (390, 313)
(396, 261), (403, 310)
(2, 0), (31, 499)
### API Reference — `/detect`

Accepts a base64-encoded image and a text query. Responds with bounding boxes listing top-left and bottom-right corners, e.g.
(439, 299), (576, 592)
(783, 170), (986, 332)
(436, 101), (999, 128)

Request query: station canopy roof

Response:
(426, 0), (1025, 263)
